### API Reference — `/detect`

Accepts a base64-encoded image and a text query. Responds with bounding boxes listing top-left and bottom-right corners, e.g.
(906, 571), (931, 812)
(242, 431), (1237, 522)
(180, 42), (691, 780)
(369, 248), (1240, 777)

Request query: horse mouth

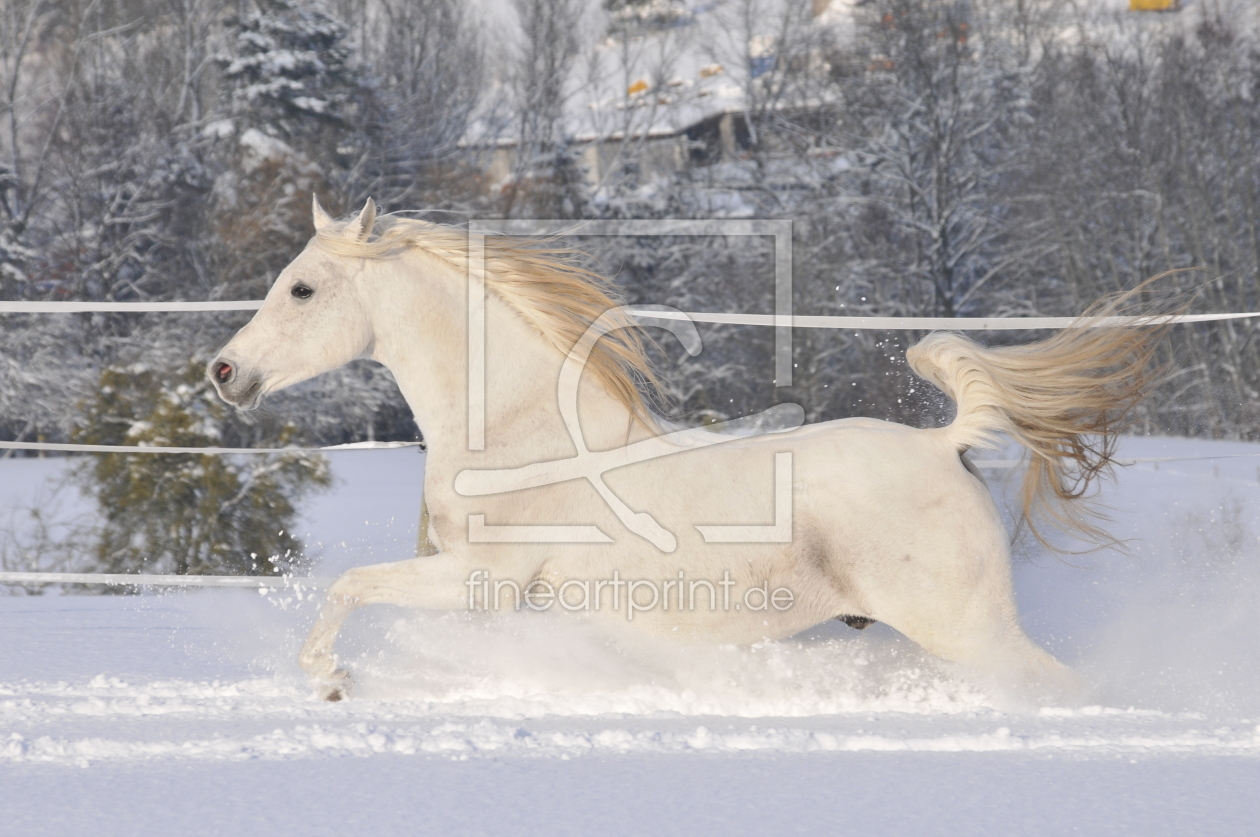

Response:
(234, 380), (263, 411)
(216, 377), (263, 411)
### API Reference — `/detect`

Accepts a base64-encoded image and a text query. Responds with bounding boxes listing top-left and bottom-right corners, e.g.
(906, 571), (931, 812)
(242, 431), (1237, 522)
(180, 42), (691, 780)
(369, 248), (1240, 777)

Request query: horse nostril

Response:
(214, 361), (234, 385)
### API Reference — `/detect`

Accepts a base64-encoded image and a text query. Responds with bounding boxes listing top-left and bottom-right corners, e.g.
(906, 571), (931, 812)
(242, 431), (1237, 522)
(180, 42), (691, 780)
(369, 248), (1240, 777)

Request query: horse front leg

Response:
(298, 551), (485, 700)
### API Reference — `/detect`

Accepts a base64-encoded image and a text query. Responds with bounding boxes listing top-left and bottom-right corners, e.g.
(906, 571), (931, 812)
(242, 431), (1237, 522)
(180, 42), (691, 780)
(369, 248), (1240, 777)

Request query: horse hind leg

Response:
(868, 542), (1086, 705)
(878, 596), (1083, 705)
(952, 617), (1084, 706)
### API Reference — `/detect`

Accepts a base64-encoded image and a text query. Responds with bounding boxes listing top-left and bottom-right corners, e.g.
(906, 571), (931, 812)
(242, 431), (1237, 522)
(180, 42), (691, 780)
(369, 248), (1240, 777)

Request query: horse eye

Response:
(291, 284), (314, 300)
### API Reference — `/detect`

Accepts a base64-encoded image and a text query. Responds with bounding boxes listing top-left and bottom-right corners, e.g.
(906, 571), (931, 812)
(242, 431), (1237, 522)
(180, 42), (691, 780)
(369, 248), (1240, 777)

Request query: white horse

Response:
(210, 198), (1168, 703)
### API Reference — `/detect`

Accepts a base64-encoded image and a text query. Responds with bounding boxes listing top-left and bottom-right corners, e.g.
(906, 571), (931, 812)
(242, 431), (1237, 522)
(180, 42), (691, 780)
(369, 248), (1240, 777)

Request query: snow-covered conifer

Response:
(218, 0), (356, 145)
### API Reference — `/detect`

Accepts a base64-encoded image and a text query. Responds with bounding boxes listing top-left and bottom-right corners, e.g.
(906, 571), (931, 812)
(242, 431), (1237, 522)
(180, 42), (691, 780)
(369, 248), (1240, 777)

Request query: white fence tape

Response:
(3, 299), (1259, 330)
(0, 572), (330, 588)
(634, 310), (1260, 330)
(0, 440), (421, 455)
(0, 301), (263, 312)
(3, 453), (1257, 588)
(971, 454), (1260, 470)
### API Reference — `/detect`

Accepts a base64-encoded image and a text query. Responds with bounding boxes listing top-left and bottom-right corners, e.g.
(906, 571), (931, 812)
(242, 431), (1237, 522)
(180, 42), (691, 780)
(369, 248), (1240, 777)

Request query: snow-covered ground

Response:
(2, 438), (1259, 835)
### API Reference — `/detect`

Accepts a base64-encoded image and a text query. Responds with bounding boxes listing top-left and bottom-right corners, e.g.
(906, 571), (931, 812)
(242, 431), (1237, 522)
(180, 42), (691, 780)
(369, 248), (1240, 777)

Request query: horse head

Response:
(209, 196), (378, 409)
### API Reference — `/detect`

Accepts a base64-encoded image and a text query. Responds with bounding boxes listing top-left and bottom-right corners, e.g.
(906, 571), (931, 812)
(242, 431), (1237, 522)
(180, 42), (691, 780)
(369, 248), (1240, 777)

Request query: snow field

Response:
(1, 440), (1259, 834)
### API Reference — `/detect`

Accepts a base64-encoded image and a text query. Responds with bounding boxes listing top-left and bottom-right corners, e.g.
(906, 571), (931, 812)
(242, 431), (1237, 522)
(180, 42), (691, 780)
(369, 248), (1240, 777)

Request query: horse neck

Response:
(363, 251), (645, 473)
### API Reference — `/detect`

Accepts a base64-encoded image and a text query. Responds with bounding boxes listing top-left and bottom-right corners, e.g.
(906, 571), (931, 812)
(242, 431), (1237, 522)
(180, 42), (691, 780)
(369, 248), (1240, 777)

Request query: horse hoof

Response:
(317, 670), (353, 702)
(838, 615), (875, 630)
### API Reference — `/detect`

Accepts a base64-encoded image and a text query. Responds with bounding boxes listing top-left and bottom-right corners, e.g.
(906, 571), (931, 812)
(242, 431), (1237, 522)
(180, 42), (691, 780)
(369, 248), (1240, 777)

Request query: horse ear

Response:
(354, 198), (377, 241)
(312, 194), (333, 232)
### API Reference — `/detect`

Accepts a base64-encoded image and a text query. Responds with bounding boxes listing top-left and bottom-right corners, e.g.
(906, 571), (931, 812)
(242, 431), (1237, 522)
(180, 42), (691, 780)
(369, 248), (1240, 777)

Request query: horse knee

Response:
(326, 567), (372, 604)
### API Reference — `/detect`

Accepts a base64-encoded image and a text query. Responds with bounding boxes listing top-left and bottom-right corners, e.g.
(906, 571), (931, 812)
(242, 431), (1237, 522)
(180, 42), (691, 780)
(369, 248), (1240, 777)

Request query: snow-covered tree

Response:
(342, 0), (487, 210)
(218, 0), (355, 147)
(843, 0), (1025, 318)
(502, 0), (590, 218)
(208, 0), (362, 303)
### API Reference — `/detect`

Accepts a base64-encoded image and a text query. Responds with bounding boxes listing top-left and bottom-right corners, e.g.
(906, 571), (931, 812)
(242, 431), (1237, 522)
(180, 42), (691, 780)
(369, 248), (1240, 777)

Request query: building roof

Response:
(468, 0), (864, 145)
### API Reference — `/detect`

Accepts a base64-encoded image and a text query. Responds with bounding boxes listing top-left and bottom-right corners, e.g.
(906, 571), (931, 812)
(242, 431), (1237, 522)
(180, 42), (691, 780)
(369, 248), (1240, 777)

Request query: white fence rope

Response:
(1, 452), (1256, 588)
(0, 440), (421, 454)
(633, 310), (1260, 330)
(0, 572), (330, 588)
(972, 454), (1260, 469)
(3, 299), (1259, 329)
(0, 301), (263, 312)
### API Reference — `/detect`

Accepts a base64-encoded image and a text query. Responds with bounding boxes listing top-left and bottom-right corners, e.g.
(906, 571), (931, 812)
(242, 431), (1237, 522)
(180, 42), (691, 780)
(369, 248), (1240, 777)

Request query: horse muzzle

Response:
(208, 357), (264, 410)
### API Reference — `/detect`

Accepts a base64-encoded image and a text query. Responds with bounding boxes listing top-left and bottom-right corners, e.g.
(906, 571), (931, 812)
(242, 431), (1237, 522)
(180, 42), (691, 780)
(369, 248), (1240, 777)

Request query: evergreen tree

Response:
(218, 0), (355, 147)
(210, 0), (368, 292)
(73, 360), (331, 577)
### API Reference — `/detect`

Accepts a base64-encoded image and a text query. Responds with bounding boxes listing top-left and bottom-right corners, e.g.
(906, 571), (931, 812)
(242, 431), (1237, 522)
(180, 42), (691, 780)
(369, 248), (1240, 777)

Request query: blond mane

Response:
(313, 215), (658, 427)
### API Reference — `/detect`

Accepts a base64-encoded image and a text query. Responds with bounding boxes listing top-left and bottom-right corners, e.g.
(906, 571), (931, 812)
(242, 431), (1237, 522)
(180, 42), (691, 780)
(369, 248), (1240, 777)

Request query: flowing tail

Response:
(906, 283), (1179, 547)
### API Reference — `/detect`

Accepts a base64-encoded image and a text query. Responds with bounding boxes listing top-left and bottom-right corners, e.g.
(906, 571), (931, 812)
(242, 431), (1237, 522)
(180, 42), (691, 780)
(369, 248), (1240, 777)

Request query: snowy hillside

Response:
(2, 436), (1258, 835)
